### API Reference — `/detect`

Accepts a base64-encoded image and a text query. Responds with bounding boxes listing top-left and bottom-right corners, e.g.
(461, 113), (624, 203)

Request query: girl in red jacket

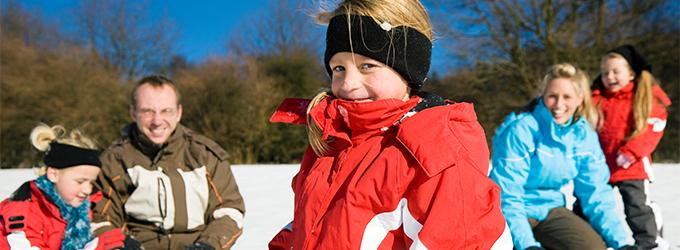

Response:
(267, 0), (512, 249)
(593, 45), (672, 249)
(0, 124), (127, 250)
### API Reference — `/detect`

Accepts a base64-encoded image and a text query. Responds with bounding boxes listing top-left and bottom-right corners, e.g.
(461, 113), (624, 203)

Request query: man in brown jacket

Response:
(92, 75), (245, 250)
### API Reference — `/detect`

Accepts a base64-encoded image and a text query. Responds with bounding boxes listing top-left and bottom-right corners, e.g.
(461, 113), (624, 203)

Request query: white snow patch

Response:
(1, 164), (678, 249)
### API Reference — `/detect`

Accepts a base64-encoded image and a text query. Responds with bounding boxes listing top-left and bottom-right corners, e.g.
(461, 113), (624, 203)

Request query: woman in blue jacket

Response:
(490, 63), (636, 250)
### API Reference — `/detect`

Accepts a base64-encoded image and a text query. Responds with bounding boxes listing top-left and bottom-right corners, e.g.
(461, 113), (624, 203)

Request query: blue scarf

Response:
(35, 175), (93, 250)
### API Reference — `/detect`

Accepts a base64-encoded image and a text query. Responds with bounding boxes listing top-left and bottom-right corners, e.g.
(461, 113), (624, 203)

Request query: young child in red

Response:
(267, 0), (512, 249)
(593, 45), (672, 250)
(0, 124), (126, 250)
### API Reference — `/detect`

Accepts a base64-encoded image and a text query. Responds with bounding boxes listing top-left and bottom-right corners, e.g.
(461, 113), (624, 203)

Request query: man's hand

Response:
(123, 235), (144, 250)
(185, 242), (215, 250)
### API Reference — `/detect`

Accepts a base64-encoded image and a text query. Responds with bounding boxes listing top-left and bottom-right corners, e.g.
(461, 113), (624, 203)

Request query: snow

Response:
(1, 164), (678, 249)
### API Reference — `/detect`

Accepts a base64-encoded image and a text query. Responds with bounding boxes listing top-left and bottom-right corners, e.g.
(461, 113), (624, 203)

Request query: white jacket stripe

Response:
(360, 198), (427, 250)
(642, 157), (655, 182)
(213, 207), (244, 229)
(647, 118), (666, 132)
(402, 200), (425, 250)
(178, 166), (209, 230)
(7, 231), (40, 250)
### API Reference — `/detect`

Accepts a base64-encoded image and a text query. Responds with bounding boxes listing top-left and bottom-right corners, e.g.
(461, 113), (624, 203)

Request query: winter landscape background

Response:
(1, 164), (678, 249)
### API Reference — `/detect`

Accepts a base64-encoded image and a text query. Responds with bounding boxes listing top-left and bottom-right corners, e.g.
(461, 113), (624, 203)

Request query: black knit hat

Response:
(324, 14), (432, 90)
(608, 44), (652, 77)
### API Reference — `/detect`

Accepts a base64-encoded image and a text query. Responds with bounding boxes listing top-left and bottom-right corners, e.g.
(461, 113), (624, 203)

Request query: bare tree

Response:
(75, 0), (178, 79)
(226, 0), (323, 58)
(426, 0), (670, 98)
(0, 0), (65, 49)
(424, 0), (678, 161)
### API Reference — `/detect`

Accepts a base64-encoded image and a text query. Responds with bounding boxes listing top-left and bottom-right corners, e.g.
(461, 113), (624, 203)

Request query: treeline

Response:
(1, 0), (677, 168)
(424, 0), (678, 162)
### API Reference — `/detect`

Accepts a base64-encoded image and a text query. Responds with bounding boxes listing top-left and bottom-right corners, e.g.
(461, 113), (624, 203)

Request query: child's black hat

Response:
(608, 44), (652, 77)
(324, 14), (432, 90)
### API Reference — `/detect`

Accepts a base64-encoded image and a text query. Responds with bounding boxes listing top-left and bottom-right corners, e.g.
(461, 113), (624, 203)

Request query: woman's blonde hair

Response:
(541, 63), (599, 128)
(307, 0), (432, 156)
(601, 53), (656, 139)
(30, 123), (99, 174)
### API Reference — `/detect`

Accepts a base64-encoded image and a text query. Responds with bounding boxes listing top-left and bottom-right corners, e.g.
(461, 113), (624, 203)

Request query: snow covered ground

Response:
(1, 164), (678, 249)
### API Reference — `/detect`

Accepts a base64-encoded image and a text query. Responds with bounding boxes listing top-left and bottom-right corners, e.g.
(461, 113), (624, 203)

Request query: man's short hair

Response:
(130, 75), (181, 108)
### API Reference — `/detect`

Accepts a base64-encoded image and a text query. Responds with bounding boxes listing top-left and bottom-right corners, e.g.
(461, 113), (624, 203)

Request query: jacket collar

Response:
(309, 96), (420, 147)
(270, 95), (480, 176)
(532, 99), (587, 143)
(125, 123), (185, 160)
(594, 80), (635, 98)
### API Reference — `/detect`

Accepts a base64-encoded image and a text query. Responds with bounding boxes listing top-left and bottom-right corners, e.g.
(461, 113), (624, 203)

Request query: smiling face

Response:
(47, 165), (100, 207)
(600, 55), (635, 93)
(329, 52), (410, 102)
(130, 83), (182, 145)
(542, 78), (584, 125)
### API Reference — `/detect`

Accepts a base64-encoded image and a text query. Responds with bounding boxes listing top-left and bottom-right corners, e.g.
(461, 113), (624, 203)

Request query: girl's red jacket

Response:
(268, 96), (512, 249)
(592, 83), (671, 183)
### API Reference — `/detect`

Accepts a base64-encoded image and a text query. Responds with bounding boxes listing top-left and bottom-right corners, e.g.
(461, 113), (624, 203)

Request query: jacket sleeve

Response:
(196, 158), (245, 249)
(573, 129), (632, 248)
(618, 98), (668, 160)
(268, 222), (293, 250)
(1, 200), (48, 249)
(404, 117), (511, 249)
(407, 160), (512, 249)
(266, 147), (316, 249)
(0, 221), (6, 249)
(91, 150), (130, 235)
(489, 119), (540, 250)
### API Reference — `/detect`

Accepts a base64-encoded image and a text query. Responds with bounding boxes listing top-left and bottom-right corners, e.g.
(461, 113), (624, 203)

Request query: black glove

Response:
(185, 242), (215, 250)
(525, 247), (546, 250)
(618, 245), (641, 250)
(122, 235), (144, 250)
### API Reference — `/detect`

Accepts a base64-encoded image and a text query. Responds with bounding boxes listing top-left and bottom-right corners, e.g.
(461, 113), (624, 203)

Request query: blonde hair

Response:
(541, 63), (598, 128)
(307, 90), (332, 156)
(316, 0), (433, 41)
(601, 53), (656, 139)
(30, 123), (99, 173)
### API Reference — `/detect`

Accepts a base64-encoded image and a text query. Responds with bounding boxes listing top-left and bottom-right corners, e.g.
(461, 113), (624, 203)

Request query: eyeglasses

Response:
(135, 108), (177, 119)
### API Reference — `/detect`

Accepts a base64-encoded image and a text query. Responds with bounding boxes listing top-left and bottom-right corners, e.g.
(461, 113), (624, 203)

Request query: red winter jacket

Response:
(269, 96), (512, 249)
(1, 181), (68, 249)
(0, 181), (102, 249)
(593, 83), (671, 183)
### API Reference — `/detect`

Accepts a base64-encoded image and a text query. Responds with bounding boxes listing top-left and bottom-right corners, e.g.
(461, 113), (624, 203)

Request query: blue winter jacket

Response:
(489, 99), (631, 249)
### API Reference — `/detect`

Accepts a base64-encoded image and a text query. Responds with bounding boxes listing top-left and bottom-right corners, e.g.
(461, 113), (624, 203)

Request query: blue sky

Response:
(17, 0), (450, 73)
(18, 0), (274, 63)
(157, 1), (273, 61)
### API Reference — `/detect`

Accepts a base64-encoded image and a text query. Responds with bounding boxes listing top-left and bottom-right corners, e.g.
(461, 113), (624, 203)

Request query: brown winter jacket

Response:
(91, 123), (245, 250)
